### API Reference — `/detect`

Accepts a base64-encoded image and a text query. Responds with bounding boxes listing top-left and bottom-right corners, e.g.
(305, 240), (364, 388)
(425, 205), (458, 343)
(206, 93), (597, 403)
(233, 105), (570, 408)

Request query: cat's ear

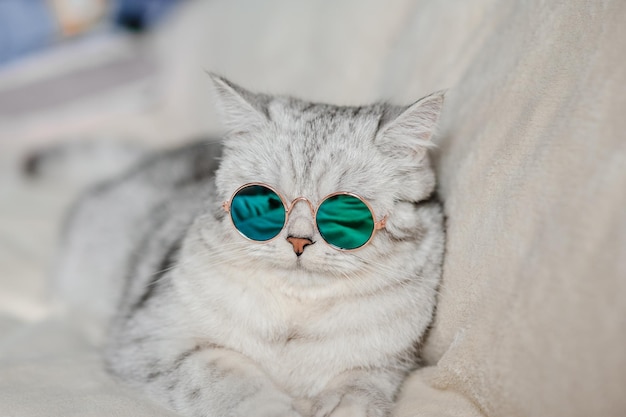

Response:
(375, 91), (445, 160)
(209, 73), (270, 133)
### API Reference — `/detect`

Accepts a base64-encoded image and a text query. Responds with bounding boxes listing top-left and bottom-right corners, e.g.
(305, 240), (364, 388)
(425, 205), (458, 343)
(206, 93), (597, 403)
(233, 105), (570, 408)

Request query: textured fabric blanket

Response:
(1, 1), (625, 416)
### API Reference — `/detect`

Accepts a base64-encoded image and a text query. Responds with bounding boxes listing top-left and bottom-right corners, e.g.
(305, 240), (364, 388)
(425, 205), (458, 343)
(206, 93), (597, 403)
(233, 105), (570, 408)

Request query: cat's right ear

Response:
(374, 91), (445, 161)
(209, 73), (271, 134)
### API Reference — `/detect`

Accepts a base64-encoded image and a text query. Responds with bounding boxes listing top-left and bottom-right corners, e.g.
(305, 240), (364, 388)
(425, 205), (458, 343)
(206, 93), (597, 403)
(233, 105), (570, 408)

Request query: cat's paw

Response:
(310, 389), (390, 417)
(228, 389), (302, 417)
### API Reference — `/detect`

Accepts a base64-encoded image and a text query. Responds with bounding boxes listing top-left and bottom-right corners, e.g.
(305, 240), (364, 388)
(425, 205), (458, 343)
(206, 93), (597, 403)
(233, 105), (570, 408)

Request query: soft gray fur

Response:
(53, 75), (445, 417)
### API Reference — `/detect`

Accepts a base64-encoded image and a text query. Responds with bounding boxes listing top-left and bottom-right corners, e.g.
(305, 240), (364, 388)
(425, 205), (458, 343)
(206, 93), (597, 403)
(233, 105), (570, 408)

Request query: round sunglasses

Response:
(221, 183), (387, 251)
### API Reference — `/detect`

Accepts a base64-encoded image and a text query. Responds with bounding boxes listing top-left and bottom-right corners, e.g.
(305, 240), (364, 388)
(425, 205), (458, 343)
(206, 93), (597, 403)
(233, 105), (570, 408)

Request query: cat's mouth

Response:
(281, 254), (319, 274)
(292, 257), (310, 271)
(289, 254), (338, 276)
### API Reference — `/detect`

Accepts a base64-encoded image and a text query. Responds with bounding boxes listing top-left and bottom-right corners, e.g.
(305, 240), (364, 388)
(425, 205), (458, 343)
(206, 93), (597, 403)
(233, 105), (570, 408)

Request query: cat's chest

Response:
(216, 290), (415, 396)
(177, 267), (423, 397)
(234, 299), (376, 395)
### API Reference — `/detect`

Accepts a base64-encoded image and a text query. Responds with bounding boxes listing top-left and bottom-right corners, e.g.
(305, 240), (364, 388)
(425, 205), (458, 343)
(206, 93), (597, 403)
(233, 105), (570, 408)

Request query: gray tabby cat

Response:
(54, 75), (445, 417)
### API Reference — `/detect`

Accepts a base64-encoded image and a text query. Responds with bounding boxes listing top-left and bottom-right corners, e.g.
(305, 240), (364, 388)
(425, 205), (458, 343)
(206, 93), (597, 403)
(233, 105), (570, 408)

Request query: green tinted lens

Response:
(230, 185), (286, 241)
(316, 194), (375, 250)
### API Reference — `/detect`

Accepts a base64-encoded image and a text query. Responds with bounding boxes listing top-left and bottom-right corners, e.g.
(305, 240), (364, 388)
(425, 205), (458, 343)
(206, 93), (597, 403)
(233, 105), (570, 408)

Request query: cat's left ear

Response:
(375, 90), (445, 160)
(209, 73), (271, 133)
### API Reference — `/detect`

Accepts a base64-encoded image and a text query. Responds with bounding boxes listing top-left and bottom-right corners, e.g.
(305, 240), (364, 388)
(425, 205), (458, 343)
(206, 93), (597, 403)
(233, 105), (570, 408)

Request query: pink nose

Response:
(286, 237), (313, 256)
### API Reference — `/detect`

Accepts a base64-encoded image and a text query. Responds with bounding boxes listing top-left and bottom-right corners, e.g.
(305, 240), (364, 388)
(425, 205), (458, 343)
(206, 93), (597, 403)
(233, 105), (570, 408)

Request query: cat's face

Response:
(205, 76), (444, 295)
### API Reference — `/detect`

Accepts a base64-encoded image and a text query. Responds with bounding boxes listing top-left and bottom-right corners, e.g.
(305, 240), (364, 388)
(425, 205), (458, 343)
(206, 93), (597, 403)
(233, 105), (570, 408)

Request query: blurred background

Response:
(0, 0), (192, 326)
(0, 0), (462, 157)
(0, 0), (197, 151)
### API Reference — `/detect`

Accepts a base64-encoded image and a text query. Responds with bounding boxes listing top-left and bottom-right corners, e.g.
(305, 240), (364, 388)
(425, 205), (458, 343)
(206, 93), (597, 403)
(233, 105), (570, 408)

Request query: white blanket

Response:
(1, 1), (625, 416)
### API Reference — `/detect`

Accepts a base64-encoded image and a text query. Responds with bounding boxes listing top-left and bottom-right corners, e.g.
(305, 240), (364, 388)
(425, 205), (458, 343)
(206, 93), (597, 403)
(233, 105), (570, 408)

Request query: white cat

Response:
(53, 75), (445, 417)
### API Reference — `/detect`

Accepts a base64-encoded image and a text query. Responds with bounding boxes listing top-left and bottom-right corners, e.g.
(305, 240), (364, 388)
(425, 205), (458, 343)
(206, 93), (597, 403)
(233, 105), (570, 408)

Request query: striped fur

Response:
(55, 76), (445, 417)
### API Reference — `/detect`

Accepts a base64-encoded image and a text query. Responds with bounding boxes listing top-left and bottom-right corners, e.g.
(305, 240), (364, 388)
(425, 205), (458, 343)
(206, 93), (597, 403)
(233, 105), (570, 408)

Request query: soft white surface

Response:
(1, 0), (625, 416)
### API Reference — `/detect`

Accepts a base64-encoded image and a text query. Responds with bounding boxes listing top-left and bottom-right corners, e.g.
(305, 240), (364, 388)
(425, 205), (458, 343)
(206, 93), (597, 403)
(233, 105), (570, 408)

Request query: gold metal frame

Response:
(222, 182), (387, 251)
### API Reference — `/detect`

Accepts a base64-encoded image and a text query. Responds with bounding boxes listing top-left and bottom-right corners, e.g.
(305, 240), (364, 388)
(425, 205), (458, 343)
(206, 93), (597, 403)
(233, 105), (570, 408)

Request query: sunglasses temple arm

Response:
(222, 201), (231, 212)
(374, 215), (388, 230)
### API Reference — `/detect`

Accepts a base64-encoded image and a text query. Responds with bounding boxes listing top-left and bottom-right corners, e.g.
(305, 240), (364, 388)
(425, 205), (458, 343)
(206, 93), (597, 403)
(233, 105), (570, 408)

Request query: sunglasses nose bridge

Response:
(287, 197), (316, 218)
(285, 197), (317, 239)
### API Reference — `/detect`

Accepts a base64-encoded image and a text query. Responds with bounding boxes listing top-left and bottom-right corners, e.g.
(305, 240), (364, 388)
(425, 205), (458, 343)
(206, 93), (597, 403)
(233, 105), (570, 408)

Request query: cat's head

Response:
(207, 75), (444, 297)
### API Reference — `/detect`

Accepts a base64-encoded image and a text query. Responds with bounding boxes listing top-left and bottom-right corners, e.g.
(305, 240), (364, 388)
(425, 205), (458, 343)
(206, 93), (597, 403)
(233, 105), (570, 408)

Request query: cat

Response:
(52, 75), (446, 417)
